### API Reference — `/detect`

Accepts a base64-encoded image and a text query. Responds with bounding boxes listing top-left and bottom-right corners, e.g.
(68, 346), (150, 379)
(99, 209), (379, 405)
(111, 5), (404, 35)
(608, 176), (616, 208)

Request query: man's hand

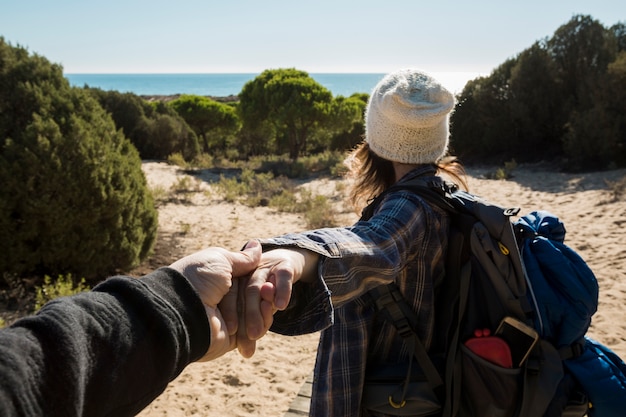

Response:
(169, 241), (262, 361)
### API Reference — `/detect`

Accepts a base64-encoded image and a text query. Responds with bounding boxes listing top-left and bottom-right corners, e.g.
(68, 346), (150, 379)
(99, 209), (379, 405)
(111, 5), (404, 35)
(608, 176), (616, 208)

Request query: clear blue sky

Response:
(1, 0), (624, 92)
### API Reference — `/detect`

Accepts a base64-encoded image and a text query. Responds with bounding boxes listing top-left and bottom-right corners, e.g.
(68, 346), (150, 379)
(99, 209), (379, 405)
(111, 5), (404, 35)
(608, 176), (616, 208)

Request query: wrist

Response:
(294, 248), (319, 283)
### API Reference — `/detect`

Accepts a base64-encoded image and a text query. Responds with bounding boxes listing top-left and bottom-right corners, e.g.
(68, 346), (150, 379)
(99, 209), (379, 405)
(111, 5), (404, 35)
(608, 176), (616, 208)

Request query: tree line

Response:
(87, 69), (367, 163)
(86, 15), (626, 173)
(0, 13), (624, 284)
(452, 15), (626, 171)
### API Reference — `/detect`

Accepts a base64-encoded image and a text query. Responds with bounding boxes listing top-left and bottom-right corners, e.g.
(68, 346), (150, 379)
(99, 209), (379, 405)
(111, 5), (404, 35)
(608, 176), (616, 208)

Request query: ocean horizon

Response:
(64, 73), (388, 98)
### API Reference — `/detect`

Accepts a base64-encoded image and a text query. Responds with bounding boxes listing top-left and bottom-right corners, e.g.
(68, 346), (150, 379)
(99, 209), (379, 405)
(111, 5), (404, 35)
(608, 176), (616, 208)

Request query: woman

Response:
(238, 68), (467, 416)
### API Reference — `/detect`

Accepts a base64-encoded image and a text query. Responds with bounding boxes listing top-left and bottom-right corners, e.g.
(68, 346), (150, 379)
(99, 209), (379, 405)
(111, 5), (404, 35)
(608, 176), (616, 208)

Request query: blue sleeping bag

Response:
(516, 211), (626, 417)
(567, 337), (626, 417)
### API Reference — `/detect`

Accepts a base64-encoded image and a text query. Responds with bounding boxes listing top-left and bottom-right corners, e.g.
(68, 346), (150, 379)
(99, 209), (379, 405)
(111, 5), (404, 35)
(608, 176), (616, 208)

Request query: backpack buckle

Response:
(504, 207), (521, 216)
(558, 339), (586, 360)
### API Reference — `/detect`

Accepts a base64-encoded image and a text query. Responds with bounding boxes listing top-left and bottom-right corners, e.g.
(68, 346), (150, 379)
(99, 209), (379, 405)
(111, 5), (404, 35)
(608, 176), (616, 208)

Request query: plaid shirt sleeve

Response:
(262, 188), (434, 336)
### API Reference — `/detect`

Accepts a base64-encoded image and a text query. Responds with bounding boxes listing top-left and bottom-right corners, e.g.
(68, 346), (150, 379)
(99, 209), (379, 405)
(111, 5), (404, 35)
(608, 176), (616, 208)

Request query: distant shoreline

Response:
(140, 94), (239, 103)
(65, 73), (387, 98)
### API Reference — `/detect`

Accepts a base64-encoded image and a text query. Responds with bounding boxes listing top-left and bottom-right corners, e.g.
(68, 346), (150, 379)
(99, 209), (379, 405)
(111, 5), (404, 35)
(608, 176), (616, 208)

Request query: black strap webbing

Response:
(371, 283), (444, 392)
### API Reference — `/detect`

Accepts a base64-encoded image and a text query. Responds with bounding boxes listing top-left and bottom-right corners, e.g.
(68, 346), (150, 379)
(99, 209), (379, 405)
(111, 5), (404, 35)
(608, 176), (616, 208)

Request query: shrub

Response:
(268, 190), (300, 212)
(167, 152), (188, 168)
(212, 168), (339, 227)
(485, 160), (518, 180)
(150, 185), (169, 206)
(0, 39), (158, 282)
(169, 95), (240, 156)
(605, 175), (626, 203)
(213, 168), (291, 206)
(89, 90), (200, 161)
(34, 274), (90, 312)
(302, 194), (338, 228)
(256, 151), (347, 179)
(259, 157), (309, 178)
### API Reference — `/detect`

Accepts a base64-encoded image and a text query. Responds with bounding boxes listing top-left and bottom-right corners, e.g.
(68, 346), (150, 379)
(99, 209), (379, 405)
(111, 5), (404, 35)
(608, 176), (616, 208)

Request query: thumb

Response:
(227, 240), (262, 277)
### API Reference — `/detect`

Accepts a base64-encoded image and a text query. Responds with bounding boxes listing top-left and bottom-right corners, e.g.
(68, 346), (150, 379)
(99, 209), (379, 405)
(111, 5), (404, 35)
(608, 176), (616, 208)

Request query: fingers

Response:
(222, 241), (262, 335)
(227, 240), (262, 278)
(271, 266), (294, 311)
(236, 277), (257, 358)
(199, 306), (237, 362)
(221, 240), (262, 336)
(171, 241), (268, 361)
(244, 267), (268, 341)
(234, 281), (275, 358)
(188, 242), (307, 361)
(236, 327), (257, 358)
(260, 299), (275, 329)
(259, 281), (276, 305)
(242, 249), (298, 341)
(219, 279), (239, 336)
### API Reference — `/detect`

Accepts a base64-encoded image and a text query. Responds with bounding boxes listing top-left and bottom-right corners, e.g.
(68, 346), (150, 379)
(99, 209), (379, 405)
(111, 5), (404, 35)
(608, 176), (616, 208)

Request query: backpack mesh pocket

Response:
(460, 344), (522, 417)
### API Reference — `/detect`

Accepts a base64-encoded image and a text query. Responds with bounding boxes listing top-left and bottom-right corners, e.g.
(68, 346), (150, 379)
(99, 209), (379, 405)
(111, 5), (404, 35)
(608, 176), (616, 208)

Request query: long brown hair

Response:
(344, 141), (468, 213)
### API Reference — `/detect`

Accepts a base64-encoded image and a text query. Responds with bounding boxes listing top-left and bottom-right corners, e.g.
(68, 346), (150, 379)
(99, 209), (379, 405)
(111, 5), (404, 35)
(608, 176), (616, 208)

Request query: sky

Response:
(1, 0), (624, 92)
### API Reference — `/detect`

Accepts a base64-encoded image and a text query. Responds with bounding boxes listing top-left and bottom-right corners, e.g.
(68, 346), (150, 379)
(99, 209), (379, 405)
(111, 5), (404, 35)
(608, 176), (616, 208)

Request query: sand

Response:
(135, 161), (626, 417)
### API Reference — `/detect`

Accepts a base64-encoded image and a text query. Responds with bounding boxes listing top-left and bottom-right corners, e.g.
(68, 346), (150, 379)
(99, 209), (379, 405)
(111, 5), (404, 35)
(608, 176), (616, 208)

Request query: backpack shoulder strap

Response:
(360, 177), (457, 222)
(369, 283), (444, 396)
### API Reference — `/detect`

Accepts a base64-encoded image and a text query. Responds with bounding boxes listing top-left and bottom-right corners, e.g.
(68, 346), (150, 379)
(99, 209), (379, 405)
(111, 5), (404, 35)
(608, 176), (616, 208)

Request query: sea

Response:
(64, 73), (387, 98)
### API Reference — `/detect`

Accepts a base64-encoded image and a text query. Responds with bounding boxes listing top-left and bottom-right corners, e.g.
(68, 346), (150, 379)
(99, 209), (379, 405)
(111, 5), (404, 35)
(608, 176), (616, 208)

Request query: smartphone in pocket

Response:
(495, 317), (539, 367)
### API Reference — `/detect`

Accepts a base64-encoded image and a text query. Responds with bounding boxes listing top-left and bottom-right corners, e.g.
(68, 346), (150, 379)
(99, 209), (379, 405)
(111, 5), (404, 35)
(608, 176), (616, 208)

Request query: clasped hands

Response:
(169, 240), (314, 362)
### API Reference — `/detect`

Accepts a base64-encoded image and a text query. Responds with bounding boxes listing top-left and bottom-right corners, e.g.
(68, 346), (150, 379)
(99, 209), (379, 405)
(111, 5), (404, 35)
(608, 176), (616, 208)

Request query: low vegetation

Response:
(155, 157), (343, 229)
(484, 160), (518, 180)
(605, 176), (626, 203)
(34, 275), (90, 312)
(214, 169), (338, 228)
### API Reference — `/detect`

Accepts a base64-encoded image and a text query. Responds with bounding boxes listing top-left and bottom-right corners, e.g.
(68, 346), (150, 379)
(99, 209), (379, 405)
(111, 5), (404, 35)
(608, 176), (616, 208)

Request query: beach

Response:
(135, 161), (626, 417)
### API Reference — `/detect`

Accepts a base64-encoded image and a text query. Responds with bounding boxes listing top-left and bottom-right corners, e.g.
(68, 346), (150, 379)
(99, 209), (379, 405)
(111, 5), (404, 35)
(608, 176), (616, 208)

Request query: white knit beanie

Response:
(365, 69), (455, 164)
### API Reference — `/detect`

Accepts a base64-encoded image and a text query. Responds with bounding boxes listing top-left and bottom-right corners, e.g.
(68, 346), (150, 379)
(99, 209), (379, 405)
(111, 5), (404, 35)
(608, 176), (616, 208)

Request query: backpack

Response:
(361, 177), (626, 417)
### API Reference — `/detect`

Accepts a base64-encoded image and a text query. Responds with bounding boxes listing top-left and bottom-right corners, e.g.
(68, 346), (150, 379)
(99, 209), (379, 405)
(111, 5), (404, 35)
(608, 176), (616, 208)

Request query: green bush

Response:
(169, 95), (240, 156)
(0, 38), (158, 282)
(34, 274), (90, 312)
(212, 169), (338, 227)
(255, 151), (347, 179)
(302, 194), (338, 228)
(167, 152), (188, 168)
(484, 159), (518, 180)
(89, 90), (200, 161)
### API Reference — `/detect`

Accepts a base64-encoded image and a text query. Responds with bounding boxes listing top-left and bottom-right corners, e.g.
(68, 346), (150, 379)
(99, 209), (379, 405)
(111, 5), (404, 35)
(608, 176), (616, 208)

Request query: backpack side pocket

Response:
(460, 344), (522, 417)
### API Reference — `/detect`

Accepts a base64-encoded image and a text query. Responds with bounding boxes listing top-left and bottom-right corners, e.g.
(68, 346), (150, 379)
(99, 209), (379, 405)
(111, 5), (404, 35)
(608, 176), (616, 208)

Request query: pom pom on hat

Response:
(365, 69), (455, 164)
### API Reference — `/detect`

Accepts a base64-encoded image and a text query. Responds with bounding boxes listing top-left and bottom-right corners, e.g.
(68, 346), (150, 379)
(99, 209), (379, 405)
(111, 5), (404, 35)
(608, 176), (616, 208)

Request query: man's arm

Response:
(0, 243), (261, 417)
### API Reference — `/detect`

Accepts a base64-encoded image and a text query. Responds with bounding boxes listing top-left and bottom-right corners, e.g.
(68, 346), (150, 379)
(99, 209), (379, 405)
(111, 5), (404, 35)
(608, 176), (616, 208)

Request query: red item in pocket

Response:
(464, 329), (513, 368)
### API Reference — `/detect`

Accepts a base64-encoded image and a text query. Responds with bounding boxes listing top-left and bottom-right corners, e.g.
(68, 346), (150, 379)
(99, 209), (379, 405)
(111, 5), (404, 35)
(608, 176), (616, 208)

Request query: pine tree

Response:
(0, 38), (157, 282)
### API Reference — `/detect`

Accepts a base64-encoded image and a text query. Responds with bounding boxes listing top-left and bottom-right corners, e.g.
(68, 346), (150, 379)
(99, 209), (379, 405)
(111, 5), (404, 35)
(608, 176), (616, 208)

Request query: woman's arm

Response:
(238, 190), (442, 344)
